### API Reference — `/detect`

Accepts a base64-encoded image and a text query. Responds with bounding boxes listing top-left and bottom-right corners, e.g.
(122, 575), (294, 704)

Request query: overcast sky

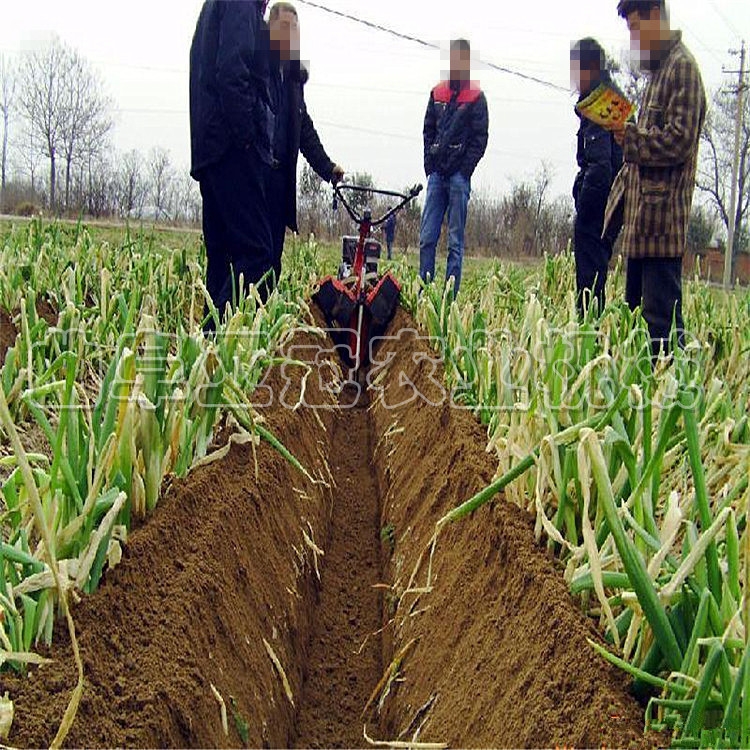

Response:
(1, 0), (748, 200)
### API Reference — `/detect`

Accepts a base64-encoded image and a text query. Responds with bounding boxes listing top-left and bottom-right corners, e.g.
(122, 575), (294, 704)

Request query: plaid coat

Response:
(604, 32), (706, 259)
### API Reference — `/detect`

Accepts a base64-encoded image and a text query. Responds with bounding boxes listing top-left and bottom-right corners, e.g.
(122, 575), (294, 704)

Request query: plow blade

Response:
(314, 276), (357, 327)
(365, 272), (401, 335)
(313, 273), (402, 371)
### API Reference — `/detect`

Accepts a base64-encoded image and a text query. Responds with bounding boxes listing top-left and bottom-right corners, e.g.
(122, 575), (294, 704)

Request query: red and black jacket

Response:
(422, 79), (489, 179)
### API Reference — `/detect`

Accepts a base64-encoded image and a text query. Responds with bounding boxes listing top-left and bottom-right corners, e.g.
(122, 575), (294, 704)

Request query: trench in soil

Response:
(291, 392), (383, 748)
(2, 309), (664, 749)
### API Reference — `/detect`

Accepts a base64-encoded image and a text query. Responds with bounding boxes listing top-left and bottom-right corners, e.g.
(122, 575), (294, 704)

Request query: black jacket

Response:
(278, 62), (335, 233)
(189, 0), (271, 178)
(423, 79), (489, 179)
(573, 74), (623, 229)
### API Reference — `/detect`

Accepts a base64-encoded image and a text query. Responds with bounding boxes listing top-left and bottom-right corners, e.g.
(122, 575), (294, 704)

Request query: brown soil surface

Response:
(368, 308), (663, 749)
(2, 306), (664, 749)
(0, 308), (16, 367)
(3, 328), (339, 748)
(291, 393), (383, 748)
(0, 298), (56, 369)
(0, 421), (54, 484)
(35, 297), (58, 327)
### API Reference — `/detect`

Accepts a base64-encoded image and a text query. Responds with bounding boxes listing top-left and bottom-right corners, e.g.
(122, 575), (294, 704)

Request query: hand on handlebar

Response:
(331, 165), (345, 185)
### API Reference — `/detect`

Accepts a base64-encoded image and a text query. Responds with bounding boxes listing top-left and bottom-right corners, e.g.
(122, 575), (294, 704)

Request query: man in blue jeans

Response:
(419, 39), (489, 297)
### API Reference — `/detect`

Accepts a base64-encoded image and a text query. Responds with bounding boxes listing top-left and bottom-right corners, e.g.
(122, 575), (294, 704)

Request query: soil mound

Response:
(368, 307), (661, 749)
(0, 308), (16, 367)
(3, 328), (338, 748)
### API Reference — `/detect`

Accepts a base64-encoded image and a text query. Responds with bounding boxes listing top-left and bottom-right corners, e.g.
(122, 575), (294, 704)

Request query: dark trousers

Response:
(626, 257), (684, 357)
(199, 147), (273, 323)
(385, 237), (394, 260)
(574, 219), (612, 317)
(266, 167), (288, 287)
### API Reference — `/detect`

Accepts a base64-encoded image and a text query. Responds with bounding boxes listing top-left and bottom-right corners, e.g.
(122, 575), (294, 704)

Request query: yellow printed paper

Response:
(576, 84), (635, 131)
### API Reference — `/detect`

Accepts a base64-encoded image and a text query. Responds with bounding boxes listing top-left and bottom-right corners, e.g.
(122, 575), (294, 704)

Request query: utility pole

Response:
(723, 40), (747, 290)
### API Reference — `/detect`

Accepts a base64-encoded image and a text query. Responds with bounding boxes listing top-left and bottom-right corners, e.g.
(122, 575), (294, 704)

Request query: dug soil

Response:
(0, 299), (57, 368)
(0, 308), (16, 368)
(3, 308), (664, 748)
(291, 390), (383, 748)
(3, 326), (341, 748)
(367, 309), (664, 748)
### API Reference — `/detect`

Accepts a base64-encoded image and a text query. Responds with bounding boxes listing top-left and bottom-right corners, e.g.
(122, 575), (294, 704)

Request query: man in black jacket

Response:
(266, 2), (344, 284)
(571, 38), (623, 316)
(419, 38), (489, 297)
(190, 0), (275, 321)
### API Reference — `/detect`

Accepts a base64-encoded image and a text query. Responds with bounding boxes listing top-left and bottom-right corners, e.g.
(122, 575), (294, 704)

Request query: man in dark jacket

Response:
(419, 38), (489, 297)
(190, 0), (274, 320)
(383, 213), (397, 260)
(571, 38), (623, 317)
(266, 2), (344, 284)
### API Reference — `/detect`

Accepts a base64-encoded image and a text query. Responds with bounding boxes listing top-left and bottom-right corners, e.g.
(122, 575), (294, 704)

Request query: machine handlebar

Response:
(332, 183), (423, 228)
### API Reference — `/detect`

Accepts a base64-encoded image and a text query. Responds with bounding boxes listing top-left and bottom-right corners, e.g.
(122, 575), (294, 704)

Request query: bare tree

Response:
(531, 161), (554, 255)
(687, 205), (717, 252)
(186, 176), (202, 224)
(348, 171), (374, 215)
(485, 163), (572, 258)
(697, 86), (750, 269)
(81, 125), (113, 214)
(117, 149), (147, 218)
(148, 146), (174, 220)
(298, 161), (327, 237)
(73, 148), (110, 217)
(397, 183), (422, 250)
(60, 50), (113, 210)
(16, 123), (44, 198)
(172, 172), (201, 224)
(18, 37), (77, 210)
(0, 54), (16, 201)
(6, 117), (45, 207)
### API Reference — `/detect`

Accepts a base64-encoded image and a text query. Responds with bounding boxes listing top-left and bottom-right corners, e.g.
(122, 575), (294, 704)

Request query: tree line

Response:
(0, 39), (200, 223)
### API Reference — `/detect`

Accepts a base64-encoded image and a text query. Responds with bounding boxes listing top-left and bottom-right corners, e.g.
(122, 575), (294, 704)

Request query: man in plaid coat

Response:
(605, 0), (706, 357)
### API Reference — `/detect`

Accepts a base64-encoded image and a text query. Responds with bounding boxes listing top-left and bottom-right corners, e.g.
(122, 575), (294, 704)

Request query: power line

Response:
(295, 0), (570, 93)
(312, 119), (571, 164)
(681, 24), (727, 69)
(119, 109), (573, 165)
(309, 80), (570, 106)
(115, 108), (185, 115)
(706, 0), (743, 39)
(113, 82), (573, 118)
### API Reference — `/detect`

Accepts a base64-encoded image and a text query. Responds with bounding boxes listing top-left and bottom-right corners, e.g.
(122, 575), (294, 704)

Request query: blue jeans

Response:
(419, 171), (471, 296)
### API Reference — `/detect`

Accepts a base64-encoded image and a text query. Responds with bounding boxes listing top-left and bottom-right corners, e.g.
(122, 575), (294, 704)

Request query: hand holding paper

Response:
(576, 84), (635, 132)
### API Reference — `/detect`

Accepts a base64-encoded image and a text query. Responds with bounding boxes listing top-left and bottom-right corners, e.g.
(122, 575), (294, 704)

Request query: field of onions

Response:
(0, 217), (748, 748)
(398, 254), (750, 748)
(0, 219), (323, 744)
